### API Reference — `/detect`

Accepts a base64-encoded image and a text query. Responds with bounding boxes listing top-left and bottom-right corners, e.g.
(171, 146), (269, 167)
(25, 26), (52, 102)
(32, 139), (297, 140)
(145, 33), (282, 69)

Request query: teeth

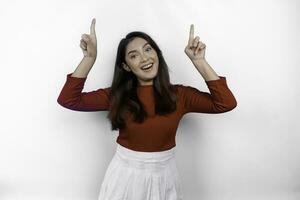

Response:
(141, 63), (153, 69)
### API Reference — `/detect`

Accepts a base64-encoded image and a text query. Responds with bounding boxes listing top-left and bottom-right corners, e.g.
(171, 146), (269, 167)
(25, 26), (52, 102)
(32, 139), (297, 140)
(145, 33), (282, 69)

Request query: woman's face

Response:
(123, 37), (159, 86)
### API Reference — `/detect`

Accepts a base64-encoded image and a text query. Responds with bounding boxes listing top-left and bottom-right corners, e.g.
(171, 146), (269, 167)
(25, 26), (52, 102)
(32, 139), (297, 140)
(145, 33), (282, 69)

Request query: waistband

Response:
(115, 143), (175, 164)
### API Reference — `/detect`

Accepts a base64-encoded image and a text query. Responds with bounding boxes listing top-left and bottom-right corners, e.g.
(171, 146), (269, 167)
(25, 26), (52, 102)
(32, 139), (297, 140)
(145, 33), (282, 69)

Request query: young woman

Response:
(57, 18), (237, 200)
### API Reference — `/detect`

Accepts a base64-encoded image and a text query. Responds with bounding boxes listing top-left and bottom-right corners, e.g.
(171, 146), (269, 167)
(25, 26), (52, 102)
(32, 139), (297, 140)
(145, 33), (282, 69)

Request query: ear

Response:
(122, 62), (131, 72)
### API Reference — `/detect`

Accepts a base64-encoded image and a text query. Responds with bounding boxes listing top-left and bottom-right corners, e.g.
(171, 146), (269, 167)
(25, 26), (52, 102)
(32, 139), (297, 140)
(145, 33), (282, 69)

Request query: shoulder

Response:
(172, 84), (197, 94)
(170, 84), (194, 101)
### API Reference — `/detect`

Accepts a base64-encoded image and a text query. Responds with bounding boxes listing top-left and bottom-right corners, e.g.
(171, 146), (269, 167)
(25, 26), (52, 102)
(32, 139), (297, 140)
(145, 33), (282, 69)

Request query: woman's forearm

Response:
(71, 56), (96, 78)
(192, 59), (220, 81)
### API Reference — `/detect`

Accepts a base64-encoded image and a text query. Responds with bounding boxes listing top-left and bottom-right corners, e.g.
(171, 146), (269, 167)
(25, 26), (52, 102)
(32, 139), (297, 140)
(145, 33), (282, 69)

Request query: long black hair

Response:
(106, 31), (178, 130)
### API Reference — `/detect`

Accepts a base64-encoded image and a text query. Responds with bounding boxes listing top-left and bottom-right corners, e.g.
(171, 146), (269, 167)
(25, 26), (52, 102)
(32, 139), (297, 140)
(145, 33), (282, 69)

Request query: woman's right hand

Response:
(80, 18), (97, 59)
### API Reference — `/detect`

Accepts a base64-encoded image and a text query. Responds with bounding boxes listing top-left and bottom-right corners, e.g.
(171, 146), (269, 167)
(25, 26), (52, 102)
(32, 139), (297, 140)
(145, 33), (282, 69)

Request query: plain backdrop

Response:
(0, 0), (299, 199)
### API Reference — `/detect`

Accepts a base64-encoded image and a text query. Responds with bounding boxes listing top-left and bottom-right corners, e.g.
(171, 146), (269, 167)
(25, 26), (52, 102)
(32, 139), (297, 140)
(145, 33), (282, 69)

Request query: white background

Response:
(0, 0), (299, 199)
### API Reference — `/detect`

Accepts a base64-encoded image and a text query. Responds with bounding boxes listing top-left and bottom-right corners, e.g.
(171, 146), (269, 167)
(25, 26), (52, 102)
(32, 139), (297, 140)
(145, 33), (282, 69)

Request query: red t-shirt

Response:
(57, 73), (237, 152)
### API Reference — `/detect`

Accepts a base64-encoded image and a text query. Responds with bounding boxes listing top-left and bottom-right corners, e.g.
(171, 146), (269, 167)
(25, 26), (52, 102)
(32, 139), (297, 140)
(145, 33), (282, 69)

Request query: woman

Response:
(57, 18), (237, 200)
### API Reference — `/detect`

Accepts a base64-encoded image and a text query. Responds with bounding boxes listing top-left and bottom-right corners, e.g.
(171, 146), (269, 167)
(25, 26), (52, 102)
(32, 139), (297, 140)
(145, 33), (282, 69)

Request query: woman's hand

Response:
(80, 18), (97, 59)
(184, 24), (206, 62)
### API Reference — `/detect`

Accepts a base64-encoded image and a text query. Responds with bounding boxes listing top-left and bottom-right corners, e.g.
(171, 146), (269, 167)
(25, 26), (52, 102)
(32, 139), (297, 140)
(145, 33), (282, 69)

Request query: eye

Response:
(130, 55), (136, 59)
(146, 47), (152, 51)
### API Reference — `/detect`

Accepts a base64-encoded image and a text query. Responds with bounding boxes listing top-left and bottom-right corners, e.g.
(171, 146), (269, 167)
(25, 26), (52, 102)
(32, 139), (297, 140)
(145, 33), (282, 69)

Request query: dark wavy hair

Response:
(106, 31), (178, 130)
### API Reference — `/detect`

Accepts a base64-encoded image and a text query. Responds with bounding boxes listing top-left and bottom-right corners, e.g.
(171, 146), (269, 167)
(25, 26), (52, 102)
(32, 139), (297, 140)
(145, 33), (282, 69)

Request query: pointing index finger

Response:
(188, 24), (194, 46)
(90, 18), (96, 35)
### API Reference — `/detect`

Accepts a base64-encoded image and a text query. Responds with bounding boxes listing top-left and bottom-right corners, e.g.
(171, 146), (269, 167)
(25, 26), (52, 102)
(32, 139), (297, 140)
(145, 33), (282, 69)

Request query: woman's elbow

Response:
(225, 99), (237, 112)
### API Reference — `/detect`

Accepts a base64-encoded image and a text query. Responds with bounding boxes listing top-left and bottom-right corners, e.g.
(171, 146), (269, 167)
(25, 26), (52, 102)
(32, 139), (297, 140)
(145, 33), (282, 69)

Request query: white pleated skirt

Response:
(98, 143), (184, 200)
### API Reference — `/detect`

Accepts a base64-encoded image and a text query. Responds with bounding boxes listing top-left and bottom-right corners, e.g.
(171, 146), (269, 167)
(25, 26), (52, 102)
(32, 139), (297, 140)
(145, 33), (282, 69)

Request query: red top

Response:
(57, 73), (237, 152)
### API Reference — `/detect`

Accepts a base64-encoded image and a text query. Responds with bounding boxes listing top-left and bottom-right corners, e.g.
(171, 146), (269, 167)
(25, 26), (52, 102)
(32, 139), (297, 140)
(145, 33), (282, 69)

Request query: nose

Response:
(140, 53), (149, 62)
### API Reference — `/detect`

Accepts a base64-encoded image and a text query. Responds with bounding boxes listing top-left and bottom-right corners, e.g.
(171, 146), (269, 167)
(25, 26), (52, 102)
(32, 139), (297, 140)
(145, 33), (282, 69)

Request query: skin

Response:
(184, 24), (206, 61)
(121, 24), (209, 86)
(122, 37), (159, 86)
(78, 18), (218, 82)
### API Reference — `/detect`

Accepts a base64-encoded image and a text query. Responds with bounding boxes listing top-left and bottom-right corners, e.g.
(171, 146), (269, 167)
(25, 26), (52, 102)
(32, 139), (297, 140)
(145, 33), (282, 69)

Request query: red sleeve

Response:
(179, 76), (237, 114)
(57, 73), (111, 111)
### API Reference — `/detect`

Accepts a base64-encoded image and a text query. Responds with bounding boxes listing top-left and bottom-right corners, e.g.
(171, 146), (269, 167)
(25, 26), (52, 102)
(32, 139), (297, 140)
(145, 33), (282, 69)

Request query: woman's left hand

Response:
(184, 24), (206, 62)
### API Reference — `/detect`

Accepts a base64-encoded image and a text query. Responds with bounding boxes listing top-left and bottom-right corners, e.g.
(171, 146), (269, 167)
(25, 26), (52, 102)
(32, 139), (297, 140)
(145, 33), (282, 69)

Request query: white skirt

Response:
(98, 143), (184, 200)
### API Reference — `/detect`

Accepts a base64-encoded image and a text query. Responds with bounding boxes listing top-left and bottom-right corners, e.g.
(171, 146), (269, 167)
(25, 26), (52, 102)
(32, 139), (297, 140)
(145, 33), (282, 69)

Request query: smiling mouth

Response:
(141, 63), (153, 71)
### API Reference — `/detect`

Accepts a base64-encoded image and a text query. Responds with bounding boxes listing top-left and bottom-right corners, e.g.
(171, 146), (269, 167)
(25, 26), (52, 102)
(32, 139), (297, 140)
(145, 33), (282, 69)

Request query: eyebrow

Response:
(127, 42), (150, 55)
